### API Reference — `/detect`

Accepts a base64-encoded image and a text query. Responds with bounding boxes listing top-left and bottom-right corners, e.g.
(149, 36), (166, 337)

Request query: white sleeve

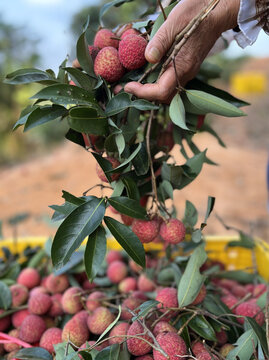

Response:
(234, 0), (263, 48)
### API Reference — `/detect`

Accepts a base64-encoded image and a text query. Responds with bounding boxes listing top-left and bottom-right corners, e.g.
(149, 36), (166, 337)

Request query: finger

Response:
(72, 59), (81, 68)
(113, 85), (123, 95)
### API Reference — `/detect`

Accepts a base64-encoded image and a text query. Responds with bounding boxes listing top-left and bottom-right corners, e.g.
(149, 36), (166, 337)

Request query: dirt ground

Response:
(1, 58), (268, 241)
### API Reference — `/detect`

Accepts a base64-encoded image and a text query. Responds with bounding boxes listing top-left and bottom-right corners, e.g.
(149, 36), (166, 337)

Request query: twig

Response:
(177, 311), (197, 336)
(83, 184), (112, 196)
(157, 0), (167, 21)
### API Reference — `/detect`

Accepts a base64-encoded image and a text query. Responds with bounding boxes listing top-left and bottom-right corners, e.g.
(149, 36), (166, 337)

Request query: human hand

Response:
(124, 0), (240, 103)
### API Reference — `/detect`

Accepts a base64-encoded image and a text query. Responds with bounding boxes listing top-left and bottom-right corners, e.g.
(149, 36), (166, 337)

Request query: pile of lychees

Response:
(0, 247), (266, 360)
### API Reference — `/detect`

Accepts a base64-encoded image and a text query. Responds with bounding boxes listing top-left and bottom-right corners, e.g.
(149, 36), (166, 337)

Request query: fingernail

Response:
(148, 47), (161, 62)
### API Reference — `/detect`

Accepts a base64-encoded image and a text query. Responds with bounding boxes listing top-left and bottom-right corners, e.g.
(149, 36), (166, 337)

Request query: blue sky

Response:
(1, 0), (269, 73)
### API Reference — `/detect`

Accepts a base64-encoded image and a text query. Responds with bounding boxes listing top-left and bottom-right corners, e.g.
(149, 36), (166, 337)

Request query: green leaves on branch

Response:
(226, 329), (258, 360)
(68, 107), (108, 135)
(169, 94), (188, 130)
(76, 31), (95, 79)
(24, 105), (67, 132)
(108, 196), (147, 219)
(4, 68), (57, 85)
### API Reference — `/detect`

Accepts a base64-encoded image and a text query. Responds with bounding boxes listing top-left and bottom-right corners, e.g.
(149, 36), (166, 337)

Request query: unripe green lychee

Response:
(94, 29), (119, 49)
(118, 35), (147, 70)
(94, 47), (125, 83)
(219, 343), (235, 357)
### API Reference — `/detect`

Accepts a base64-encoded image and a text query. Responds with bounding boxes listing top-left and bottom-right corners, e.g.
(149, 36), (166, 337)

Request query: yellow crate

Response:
(1, 236), (269, 281)
(230, 72), (267, 95)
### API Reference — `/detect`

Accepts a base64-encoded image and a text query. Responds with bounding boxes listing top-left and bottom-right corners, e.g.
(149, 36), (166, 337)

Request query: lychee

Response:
(96, 156), (121, 182)
(121, 296), (143, 320)
(48, 293), (64, 317)
(118, 34), (147, 70)
(159, 219), (186, 244)
(129, 259), (143, 273)
(0, 309), (11, 332)
(61, 286), (83, 314)
(11, 309), (30, 328)
(62, 317), (89, 347)
(3, 329), (21, 353)
(138, 274), (156, 292)
(106, 250), (123, 264)
(39, 327), (63, 354)
(127, 321), (153, 356)
(121, 28), (141, 39)
(219, 343), (235, 357)
(86, 291), (105, 312)
(87, 306), (115, 335)
(156, 287), (178, 312)
(132, 290), (148, 301)
(253, 283), (267, 298)
(28, 292), (52, 315)
(152, 321), (177, 336)
(17, 268), (40, 289)
(19, 314), (46, 343)
(94, 47), (125, 83)
(73, 310), (89, 327)
(109, 321), (130, 345)
(215, 329), (228, 345)
(191, 340), (206, 355)
(121, 213), (134, 226)
(94, 29), (119, 49)
(153, 332), (187, 360)
(107, 260), (128, 284)
(29, 286), (48, 298)
(157, 129), (175, 153)
(231, 284), (248, 298)
(88, 45), (100, 61)
(45, 273), (69, 294)
(136, 356), (153, 360)
(10, 284), (29, 307)
(132, 219), (159, 244)
(220, 294), (238, 312)
(235, 301), (265, 325)
(118, 277), (137, 293)
(191, 284), (207, 305)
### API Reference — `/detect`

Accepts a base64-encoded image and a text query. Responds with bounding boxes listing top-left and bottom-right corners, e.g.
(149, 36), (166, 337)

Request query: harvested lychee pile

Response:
(0, 244), (267, 360)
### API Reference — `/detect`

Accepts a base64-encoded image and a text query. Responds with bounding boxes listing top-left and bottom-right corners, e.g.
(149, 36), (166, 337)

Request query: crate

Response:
(1, 236), (269, 281)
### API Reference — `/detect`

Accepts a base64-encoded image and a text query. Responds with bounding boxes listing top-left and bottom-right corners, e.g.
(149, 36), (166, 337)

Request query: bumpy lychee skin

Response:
(61, 286), (83, 314)
(138, 274), (156, 292)
(118, 277), (137, 293)
(121, 213), (134, 226)
(73, 310), (89, 327)
(136, 356), (153, 360)
(4, 329), (21, 353)
(96, 156), (121, 182)
(191, 284), (207, 305)
(132, 219), (159, 244)
(215, 329), (228, 345)
(11, 309), (30, 328)
(87, 306), (115, 335)
(159, 218), (186, 244)
(106, 250), (123, 264)
(88, 45), (100, 61)
(220, 294), (238, 312)
(127, 321), (153, 356)
(40, 327), (62, 354)
(86, 291), (105, 312)
(45, 273), (69, 294)
(17, 268), (41, 289)
(153, 332), (187, 360)
(107, 260), (128, 284)
(94, 29), (119, 49)
(121, 28), (140, 39)
(94, 47), (125, 83)
(118, 34), (147, 70)
(231, 284), (248, 298)
(10, 284), (29, 307)
(156, 287), (178, 312)
(48, 293), (64, 317)
(152, 321), (177, 336)
(19, 314), (46, 343)
(109, 322), (130, 345)
(192, 341), (206, 355)
(62, 317), (89, 347)
(235, 301), (265, 325)
(28, 292), (52, 315)
(121, 296), (143, 320)
(0, 309), (11, 332)
(29, 286), (48, 298)
(253, 283), (267, 298)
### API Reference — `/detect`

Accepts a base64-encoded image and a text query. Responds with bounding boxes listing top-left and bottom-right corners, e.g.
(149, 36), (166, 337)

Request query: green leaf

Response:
(51, 197), (106, 270)
(185, 90), (246, 117)
(68, 107), (108, 135)
(178, 151), (207, 189)
(131, 142), (149, 176)
(24, 105), (67, 131)
(4, 68), (56, 85)
(191, 229), (202, 243)
(226, 231), (255, 249)
(246, 317), (269, 358)
(62, 191), (87, 206)
(13, 105), (39, 130)
(0, 281), (12, 310)
(161, 163), (183, 188)
(104, 216), (145, 267)
(189, 315), (217, 341)
(15, 347), (53, 360)
(96, 306), (122, 344)
(65, 128), (85, 147)
(108, 196), (147, 219)
(177, 245), (207, 307)
(227, 329), (258, 360)
(122, 178), (140, 201)
(64, 67), (96, 91)
(91, 153), (114, 182)
(161, 180), (174, 200)
(132, 300), (159, 322)
(49, 202), (78, 222)
(76, 32), (96, 78)
(169, 94), (188, 130)
(84, 226), (107, 281)
(132, 99), (158, 111)
(202, 196), (215, 227)
(150, 2), (177, 39)
(107, 143), (142, 174)
(217, 270), (257, 284)
(54, 251), (84, 276)
(111, 180), (125, 198)
(99, 0), (133, 26)
(184, 200), (198, 227)
(31, 84), (97, 106)
(95, 344), (120, 360)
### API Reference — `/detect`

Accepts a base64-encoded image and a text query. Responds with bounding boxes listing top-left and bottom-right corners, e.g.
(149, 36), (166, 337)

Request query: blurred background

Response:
(0, 0), (268, 241)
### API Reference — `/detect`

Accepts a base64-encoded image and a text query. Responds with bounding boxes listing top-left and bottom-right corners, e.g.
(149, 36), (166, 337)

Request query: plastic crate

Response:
(1, 236), (269, 281)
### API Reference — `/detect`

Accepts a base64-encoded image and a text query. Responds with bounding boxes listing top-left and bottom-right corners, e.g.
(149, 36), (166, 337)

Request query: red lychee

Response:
(153, 332), (187, 360)
(120, 213), (134, 226)
(17, 268), (40, 289)
(40, 327), (62, 354)
(109, 321), (130, 345)
(231, 284), (248, 298)
(132, 290), (148, 301)
(159, 218), (186, 244)
(129, 259), (143, 273)
(121, 296), (143, 320)
(215, 329), (228, 345)
(253, 283), (267, 298)
(96, 156), (121, 182)
(88, 45), (100, 61)
(118, 34), (147, 70)
(235, 301), (265, 325)
(121, 28), (141, 39)
(73, 310), (89, 327)
(4, 329), (21, 353)
(192, 340), (206, 355)
(10, 284), (29, 307)
(19, 314), (46, 343)
(0, 309), (11, 332)
(138, 274), (156, 292)
(136, 356), (153, 360)
(86, 291), (105, 312)
(11, 309), (30, 328)
(127, 321), (153, 356)
(87, 306), (115, 335)
(118, 277), (137, 293)
(191, 284), (207, 305)
(132, 219), (159, 244)
(28, 292), (52, 315)
(61, 287), (83, 314)
(152, 321), (177, 336)
(107, 260), (128, 284)
(94, 47), (125, 83)
(157, 129), (175, 153)
(48, 293), (64, 317)
(156, 287), (178, 312)
(106, 250), (123, 264)
(29, 286), (48, 298)
(62, 317), (89, 347)
(94, 29), (119, 49)
(45, 273), (69, 294)
(220, 294), (238, 312)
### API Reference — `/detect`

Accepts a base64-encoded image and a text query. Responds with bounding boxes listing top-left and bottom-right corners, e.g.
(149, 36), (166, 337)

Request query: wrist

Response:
(212, 0), (240, 33)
